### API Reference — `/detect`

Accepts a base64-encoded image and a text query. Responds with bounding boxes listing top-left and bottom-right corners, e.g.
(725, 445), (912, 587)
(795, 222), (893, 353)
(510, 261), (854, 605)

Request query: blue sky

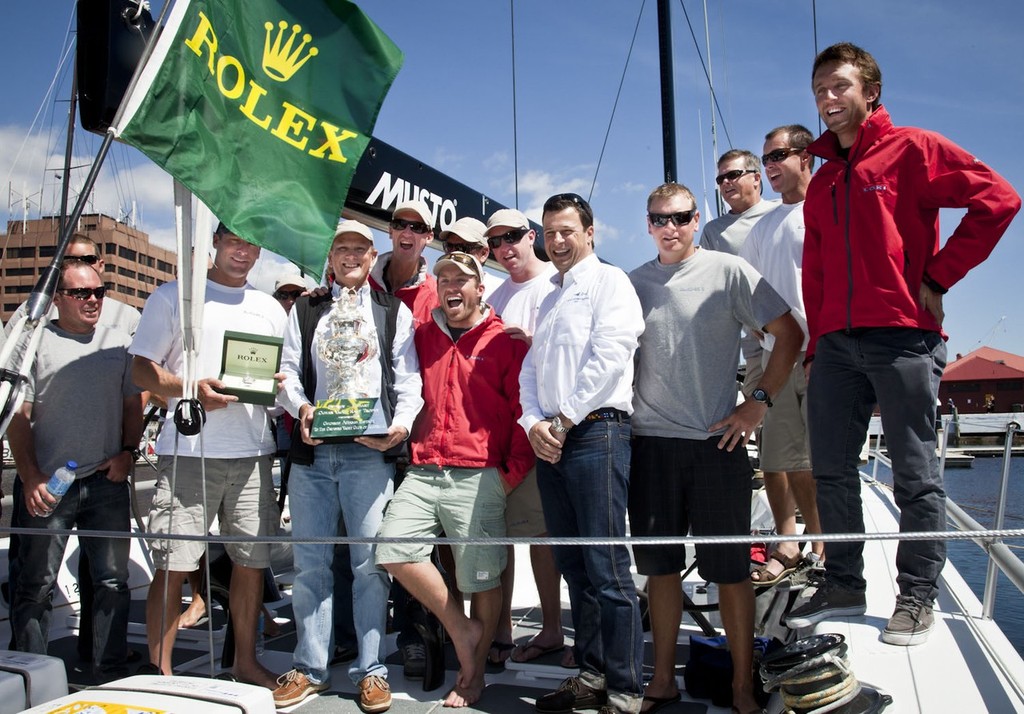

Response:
(1, 0), (1021, 359)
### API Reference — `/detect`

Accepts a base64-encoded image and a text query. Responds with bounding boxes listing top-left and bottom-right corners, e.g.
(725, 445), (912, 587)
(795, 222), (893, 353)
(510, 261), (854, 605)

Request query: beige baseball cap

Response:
(391, 199), (434, 228)
(485, 208), (530, 232)
(432, 251), (483, 281)
(439, 217), (488, 247)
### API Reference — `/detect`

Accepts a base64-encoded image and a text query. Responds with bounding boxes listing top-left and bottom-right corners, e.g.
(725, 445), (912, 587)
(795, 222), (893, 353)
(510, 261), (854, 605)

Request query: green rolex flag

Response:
(112, 0), (403, 276)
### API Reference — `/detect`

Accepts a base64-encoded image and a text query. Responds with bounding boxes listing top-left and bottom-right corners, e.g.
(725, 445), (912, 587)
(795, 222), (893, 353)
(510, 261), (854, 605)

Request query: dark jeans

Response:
(808, 328), (947, 603)
(11, 472), (131, 680)
(537, 418), (643, 704)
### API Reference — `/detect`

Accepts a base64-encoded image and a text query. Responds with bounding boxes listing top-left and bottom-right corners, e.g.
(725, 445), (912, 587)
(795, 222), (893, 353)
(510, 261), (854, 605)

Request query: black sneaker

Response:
(881, 595), (934, 646)
(330, 645), (359, 666)
(536, 676), (608, 713)
(785, 583), (866, 628)
(401, 642), (426, 680)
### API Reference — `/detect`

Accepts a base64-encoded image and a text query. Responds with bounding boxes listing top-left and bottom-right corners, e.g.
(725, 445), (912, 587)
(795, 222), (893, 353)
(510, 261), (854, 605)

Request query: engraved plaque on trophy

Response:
(218, 331), (283, 406)
(309, 290), (389, 440)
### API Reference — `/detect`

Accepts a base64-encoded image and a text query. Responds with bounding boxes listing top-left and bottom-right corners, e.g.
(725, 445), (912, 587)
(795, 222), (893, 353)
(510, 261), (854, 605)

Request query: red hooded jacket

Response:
(803, 106), (1020, 358)
(410, 307), (534, 489)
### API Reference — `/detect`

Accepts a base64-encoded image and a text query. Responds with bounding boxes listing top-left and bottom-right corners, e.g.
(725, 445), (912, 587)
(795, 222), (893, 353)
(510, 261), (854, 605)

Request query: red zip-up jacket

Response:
(410, 307), (534, 489)
(803, 106), (1020, 358)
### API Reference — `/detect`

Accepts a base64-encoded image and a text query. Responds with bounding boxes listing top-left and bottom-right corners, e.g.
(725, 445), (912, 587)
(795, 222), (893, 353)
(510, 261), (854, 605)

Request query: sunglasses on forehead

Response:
(648, 210), (696, 227)
(487, 228), (527, 249)
(443, 251), (482, 277)
(390, 217), (431, 235)
(62, 254), (100, 265)
(58, 286), (106, 300)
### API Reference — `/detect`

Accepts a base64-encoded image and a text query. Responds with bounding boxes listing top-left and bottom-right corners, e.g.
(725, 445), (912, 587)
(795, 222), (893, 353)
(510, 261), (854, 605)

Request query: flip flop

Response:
(641, 692), (681, 714)
(509, 640), (565, 663)
(750, 550), (802, 587)
(487, 640), (515, 665)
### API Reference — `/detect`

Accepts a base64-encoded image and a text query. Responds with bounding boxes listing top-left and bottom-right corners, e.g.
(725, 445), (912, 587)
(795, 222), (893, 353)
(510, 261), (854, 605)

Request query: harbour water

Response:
(875, 454), (1024, 655)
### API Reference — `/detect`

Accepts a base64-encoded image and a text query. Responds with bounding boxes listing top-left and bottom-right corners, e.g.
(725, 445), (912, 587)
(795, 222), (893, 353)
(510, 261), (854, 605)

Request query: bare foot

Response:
(444, 670), (485, 707)
(234, 662), (279, 690)
(449, 617), (484, 690)
(178, 598), (207, 628)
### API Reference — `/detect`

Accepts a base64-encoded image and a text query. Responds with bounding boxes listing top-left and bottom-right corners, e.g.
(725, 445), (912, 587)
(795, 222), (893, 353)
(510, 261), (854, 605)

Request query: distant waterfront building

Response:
(940, 347), (1024, 414)
(0, 214), (176, 323)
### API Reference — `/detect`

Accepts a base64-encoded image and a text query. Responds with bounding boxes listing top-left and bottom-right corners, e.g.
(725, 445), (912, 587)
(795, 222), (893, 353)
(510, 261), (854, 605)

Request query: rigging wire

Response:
(812, 0), (822, 136)
(587, 0), (646, 203)
(509, 0), (520, 209)
(675, 0), (733, 149)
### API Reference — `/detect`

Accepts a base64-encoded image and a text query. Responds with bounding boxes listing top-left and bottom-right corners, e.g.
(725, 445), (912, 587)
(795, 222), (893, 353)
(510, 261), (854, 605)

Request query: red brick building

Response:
(940, 347), (1024, 414)
(1, 214), (176, 324)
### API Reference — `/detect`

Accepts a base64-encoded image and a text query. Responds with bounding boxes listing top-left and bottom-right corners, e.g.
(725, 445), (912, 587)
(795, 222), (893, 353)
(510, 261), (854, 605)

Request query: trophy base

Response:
(309, 398), (389, 442)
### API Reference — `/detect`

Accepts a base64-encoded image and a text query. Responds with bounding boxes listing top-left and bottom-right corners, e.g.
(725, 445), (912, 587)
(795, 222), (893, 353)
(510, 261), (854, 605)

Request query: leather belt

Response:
(584, 408), (629, 422)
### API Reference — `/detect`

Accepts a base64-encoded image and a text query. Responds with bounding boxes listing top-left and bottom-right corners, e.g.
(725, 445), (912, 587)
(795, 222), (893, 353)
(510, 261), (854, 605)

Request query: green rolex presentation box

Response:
(218, 331), (283, 406)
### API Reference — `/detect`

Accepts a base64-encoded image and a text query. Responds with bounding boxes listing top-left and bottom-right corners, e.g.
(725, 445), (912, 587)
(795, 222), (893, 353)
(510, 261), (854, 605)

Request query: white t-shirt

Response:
(130, 279), (287, 458)
(487, 264), (558, 334)
(481, 270), (505, 299)
(700, 199), (780, 255)
(739, 202), (809, 352)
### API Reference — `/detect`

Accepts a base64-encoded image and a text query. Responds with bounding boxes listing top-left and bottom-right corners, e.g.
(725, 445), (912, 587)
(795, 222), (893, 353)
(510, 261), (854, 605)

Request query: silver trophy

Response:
(316, 289), (377, 399)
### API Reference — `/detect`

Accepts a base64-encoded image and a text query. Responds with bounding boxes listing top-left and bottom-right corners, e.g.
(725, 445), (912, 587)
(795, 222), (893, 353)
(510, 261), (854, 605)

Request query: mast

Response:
(656, 0), (677, 184)
(58, 60), (79, 235)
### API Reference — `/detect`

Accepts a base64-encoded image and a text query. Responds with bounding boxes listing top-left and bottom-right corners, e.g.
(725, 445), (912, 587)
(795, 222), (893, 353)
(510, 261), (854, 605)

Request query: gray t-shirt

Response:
(699, 199), (780, 255)
(628, 249), (791, 440)
(17, 323), (139, 478)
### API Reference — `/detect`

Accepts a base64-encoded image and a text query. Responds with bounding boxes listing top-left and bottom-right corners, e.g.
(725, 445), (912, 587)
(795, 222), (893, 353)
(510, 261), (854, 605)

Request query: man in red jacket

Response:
(376, 251), (534, 707)
(786, 42), (1020, 645)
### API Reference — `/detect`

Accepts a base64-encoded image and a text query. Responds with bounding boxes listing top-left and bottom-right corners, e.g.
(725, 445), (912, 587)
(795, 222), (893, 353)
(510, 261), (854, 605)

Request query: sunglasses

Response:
(441, 239), (478, 254)
(715, 169), (758, 185)
(648, 210), (696, 227)
(487, 228), (527, 249)
(62, 254), (100, 265)
(390, 218), (431, 235)
(761, 147), (803, 165)
(59, 286), (106, 300)
(274, 289), (304, 300)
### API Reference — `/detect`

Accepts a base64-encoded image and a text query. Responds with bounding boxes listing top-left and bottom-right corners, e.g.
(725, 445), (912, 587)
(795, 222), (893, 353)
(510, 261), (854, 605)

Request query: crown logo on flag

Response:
(262, 21), (319, 82)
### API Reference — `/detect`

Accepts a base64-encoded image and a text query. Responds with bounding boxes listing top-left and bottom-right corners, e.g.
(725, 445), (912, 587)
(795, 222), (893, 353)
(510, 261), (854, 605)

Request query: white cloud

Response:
(0, 123), (177, 243)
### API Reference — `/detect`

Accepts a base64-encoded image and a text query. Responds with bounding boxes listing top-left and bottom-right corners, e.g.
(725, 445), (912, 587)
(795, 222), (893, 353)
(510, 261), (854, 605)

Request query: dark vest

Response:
(288, 289), (403, 465)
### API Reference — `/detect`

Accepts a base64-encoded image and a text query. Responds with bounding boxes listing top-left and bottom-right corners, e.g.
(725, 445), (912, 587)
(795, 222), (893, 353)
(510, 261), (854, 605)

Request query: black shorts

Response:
(628, 435), (753, 584)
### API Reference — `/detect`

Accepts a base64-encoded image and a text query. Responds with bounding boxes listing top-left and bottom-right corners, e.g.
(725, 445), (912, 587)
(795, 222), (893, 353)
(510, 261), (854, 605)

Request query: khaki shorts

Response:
(505, 466), (547, 537)
(375, 464), (507, 593)
(758, 351), (811, 472)
(148, 455), (275, 571)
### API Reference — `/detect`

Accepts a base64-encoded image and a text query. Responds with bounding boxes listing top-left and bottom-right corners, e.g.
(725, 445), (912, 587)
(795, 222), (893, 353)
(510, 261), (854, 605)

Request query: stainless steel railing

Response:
(869, 416), (1024, 620)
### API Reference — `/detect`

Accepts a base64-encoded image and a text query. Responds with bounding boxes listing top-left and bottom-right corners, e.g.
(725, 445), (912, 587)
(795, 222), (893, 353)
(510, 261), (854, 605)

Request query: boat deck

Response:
(7, 474), (1024, 713)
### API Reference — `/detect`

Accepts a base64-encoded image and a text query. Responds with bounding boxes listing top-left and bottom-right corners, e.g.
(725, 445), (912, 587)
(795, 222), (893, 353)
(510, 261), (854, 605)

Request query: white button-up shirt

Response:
(519, 254), (644, 431)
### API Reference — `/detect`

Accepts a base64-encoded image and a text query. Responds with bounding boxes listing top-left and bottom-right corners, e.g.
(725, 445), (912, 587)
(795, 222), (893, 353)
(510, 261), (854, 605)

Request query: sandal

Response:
(750, 550), (802, 587)
(487, 640), (515, 665)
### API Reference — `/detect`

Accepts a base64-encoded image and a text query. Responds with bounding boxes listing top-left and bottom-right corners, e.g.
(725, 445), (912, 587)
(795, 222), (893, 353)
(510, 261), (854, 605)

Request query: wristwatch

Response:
(550, 416), (571, 434)
(122, 445), (143, 460)
(751, 388), (773, 408)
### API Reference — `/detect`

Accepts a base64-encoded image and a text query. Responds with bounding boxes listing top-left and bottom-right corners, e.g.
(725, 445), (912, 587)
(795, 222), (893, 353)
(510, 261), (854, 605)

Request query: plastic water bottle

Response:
(255, 611), (265, 655)
(42, 461), (77, 516)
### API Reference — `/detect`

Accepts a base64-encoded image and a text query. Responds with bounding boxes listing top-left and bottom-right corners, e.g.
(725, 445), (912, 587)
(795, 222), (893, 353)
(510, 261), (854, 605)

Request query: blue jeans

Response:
(11, 471), (130, 680)
(808, 329), (947, 603)
(289, 443), (393, 685)
(537, 419), (643, 708)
